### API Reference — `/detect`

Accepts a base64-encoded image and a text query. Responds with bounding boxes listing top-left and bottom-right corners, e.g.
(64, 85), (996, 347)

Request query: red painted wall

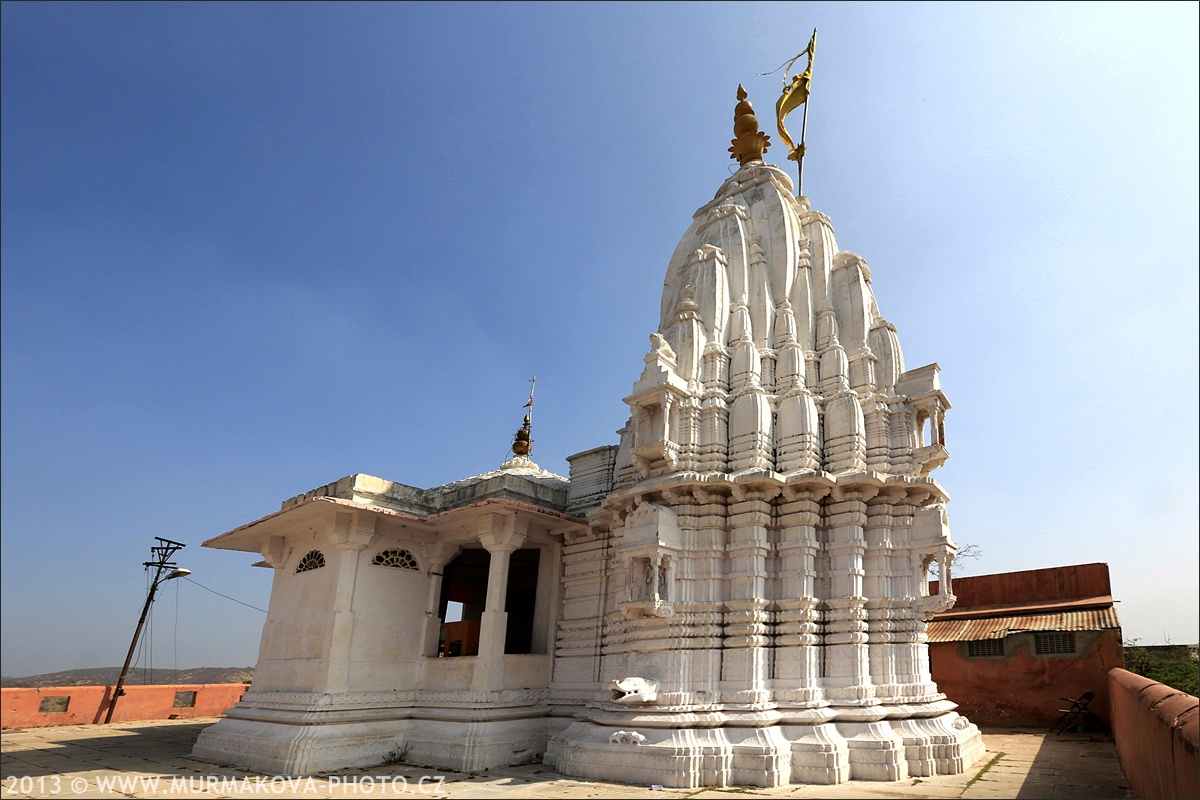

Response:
(1, 684), (248, 729)
(1109, 668), (1199, 799)
(931, 561), (1112, 606)
(930, 629), (1125, 728)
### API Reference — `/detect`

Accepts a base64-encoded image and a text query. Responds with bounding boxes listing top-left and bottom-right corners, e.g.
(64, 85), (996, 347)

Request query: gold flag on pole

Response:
(774, 29), (817, 161)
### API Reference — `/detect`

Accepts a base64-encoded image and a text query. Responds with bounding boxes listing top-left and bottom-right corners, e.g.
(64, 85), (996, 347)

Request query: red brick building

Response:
(928, 563), (1124, 728)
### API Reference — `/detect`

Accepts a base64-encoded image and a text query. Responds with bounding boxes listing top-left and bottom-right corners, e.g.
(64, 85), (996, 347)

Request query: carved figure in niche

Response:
(609, 677), (659, 704)
(657, 557), (670, 601)
(630, 557), (652, 601)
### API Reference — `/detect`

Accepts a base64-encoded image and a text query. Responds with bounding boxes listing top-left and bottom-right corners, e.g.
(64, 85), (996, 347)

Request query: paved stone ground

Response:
(0, 719), (1130, 799)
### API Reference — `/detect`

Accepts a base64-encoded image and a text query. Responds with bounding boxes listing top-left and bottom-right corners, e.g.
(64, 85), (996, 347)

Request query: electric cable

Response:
(181, 577), (267, 613)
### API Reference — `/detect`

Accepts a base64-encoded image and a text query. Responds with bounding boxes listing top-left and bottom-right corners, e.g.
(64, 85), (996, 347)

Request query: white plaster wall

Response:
(255, 539), (338, 692)
(346, 539), (429, 691)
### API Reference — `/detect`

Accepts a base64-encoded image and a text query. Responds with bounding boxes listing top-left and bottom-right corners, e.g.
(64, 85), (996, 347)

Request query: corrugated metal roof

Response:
(926, 607), (1120, 643)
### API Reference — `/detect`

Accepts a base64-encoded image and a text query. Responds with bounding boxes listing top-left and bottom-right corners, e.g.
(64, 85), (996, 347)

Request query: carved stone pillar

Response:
(887, 403), (917, 474)
(822, 487), (877, 706)
(472, 511), (528, 691)
(889, 490), (938, 699)
(774, 487), (826, 707)
(676, 394), (701, 472)
(320, 510), (376, 694)
(721, 485), (775, 705)
(864, 402), (890, 472)
(863, 497), (900, 701)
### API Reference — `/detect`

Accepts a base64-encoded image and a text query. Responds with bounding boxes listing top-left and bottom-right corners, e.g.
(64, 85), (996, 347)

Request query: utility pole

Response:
(104, 537), (190, 724)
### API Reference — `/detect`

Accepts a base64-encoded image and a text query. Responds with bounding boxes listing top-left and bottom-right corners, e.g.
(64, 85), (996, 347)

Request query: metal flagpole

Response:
(796, 97), (810, 198)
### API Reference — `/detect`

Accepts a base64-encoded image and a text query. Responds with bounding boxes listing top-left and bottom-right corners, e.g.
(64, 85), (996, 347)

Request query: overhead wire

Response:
(181, 577), (267, 613)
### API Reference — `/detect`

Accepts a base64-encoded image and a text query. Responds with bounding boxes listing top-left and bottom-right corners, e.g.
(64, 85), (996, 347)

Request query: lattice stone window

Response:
(1034, 631), (1077, 655)
(967, 639), (1004, 658)
(371, 549), (419, 571)
(296, 550), (326, 573)
(38, 696), (70, 713)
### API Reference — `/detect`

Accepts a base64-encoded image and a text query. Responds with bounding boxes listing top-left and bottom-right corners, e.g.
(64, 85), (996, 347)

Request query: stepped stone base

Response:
(194, 712), (559, 775)
(545, 713), (984, 789)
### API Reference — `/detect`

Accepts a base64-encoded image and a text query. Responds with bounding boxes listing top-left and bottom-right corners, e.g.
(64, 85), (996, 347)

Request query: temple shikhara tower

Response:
(194, 63), (986, 787)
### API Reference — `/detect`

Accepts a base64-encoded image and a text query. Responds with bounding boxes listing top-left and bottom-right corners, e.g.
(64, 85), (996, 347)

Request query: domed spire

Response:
(728, 85), (770, 165)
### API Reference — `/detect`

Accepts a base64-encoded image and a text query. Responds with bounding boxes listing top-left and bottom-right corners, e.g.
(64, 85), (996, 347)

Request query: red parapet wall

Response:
(1108, 668), (1198, 799)
(930, 562), (1112, 607)
(1, 684), (248, 729)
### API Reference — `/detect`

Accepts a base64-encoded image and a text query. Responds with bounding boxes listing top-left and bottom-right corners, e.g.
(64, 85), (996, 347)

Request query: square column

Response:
(423, 543), (461, 657)
(319, 510), (376, 694)
(472, 511), (527, 691)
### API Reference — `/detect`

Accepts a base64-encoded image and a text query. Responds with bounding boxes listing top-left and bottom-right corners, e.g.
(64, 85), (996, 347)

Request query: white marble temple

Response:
(194, 99), (982, 786)
(545, 157), (983, 787)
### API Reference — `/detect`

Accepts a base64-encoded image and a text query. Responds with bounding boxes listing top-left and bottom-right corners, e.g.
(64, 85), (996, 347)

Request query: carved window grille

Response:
(1034, 631), (1077, 655)
(967, 639), (1004, 658)
(371, 548), (419, 571)
(295, 550), (326, 573)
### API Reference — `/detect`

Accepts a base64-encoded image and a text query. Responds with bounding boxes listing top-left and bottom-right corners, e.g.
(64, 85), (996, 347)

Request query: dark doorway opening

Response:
(504, 548), (541, 654)
(438, 549), (487, 657)
(438, 547), (541, 656)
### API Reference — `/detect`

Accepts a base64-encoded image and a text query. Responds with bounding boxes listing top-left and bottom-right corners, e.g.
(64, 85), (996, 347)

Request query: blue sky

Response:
(2, 2), (1196, 678)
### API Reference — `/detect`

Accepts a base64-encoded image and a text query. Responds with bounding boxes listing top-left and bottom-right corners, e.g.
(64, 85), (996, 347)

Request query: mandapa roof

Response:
(431, 463), (568, 493)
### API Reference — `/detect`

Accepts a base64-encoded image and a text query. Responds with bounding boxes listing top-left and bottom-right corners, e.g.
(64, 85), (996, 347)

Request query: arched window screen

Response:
(296, 550), (326, 573)
(371, 549), (420, 571)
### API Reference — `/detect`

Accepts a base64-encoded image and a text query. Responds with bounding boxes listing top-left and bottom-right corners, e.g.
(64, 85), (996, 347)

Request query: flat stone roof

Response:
(280, 463), (571, 517)
(0, 718), (1131, 798)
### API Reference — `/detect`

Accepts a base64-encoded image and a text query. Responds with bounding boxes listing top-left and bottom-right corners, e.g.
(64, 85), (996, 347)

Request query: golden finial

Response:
(728, 85), (770, 166)
(510, 377), (536, 457)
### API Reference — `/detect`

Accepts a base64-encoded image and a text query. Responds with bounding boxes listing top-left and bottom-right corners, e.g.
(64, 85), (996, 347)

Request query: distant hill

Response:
(0, 667), (254, 688)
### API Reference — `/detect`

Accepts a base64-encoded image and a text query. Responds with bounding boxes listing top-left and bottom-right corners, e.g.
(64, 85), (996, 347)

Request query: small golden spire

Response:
(728, 85), (770, 165)
(510, 377), (536, 457)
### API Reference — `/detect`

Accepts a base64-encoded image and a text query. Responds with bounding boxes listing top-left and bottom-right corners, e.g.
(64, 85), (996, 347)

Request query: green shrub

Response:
(1124, 642), (1199, 697)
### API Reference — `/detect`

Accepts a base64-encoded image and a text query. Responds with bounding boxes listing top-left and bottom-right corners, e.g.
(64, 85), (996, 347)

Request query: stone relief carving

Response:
(607, 730), (647, 745)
